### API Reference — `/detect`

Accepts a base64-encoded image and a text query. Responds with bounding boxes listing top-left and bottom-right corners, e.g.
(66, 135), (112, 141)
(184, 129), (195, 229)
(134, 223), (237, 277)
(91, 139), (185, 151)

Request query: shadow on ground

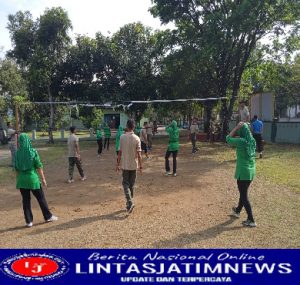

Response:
(153, 217), (243, 248)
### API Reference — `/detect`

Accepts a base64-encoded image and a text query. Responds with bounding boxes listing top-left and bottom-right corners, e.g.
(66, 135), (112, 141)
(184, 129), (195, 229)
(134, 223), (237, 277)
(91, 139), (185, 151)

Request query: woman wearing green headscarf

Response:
(165, 120), (179, 177)
(115, 125), (124, 155)
(226, 122), (257, 227)
(14, 133), (57, 227)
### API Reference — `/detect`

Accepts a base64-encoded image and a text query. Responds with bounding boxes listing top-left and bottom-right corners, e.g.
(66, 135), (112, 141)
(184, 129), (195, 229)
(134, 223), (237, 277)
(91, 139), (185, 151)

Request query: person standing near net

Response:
(103, 123), (111, 151)
(251, 115), (264, 158)
(96, 127), (103, 157)
(239, 100), (250, 123)
(140, 122), (150, 159)
(67, 126), (86, 183)
(14, 133), (58, 227)
(115, 125), (124, 155)
(116, 119), (142, 213)
(226, 122), (257, 227)
(190, 118), (199, 154)
(7, 122), (17, 166)
(165, 120), (179, 177)
(147, 119), (154, 151)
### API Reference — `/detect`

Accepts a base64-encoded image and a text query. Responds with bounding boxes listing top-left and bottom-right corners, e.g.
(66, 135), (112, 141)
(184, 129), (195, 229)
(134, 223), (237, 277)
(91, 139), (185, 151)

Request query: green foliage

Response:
(80, 107), (103, 129)
(7, 7), (72, 141)
(110, 23), (161, 115)
(151, 0), (300, 135)
(0, 59), (28, 107)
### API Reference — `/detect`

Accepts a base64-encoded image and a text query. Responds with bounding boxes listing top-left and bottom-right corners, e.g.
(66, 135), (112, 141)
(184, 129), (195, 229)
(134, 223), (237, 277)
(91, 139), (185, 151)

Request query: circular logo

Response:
(0, 253), (69, 281)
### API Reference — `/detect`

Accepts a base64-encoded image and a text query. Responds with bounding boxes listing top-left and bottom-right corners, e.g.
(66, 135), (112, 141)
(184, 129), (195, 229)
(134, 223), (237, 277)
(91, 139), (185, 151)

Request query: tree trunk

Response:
(48, 85), (54, 144)
(204, 103), (213, 140)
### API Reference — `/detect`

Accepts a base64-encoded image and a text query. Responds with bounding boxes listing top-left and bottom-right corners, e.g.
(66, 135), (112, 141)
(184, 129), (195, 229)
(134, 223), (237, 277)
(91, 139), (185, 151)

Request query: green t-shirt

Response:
(115, 131), (123, 151)
(104, 126), (111, 138)
(166, 126), (179, 151)
(226, 135), (256, 180)
(15, 152), (43, 190)
(96, 130), (102, 139)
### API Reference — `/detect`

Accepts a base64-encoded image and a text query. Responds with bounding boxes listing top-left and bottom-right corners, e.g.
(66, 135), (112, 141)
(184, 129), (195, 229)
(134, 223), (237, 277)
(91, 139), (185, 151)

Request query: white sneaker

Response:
(242, 220), (257, 227)
(127, 204), (135, 214)
(46, 216), (58, 222)
(173, 173), (177, 177)
(230, 207), (240, 218)
(68, 179), (74, 183)
(165, 172), (172, 176)
(80, 176), (87, 181)
(26, 222), (33, 227)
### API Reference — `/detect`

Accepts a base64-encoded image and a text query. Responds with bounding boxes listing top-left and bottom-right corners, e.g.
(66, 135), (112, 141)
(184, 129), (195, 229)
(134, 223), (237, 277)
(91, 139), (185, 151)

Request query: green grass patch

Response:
(24, 130), (91, 139)
(256, 144), (300, 192)
(213, 143), (300, 192)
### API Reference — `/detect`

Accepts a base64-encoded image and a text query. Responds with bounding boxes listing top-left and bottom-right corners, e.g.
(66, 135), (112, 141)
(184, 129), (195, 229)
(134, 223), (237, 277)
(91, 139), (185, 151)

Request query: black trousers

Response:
(191, 133), (197, 152)
(141, 141), (148, 154)
(165, 150), (177, 173)
(20, 187), (52, 224)
(104, 138), (110, 150)
(253, 133), (263, 153)
(236, 180), (255, 222)
(97, 139), (103, 154)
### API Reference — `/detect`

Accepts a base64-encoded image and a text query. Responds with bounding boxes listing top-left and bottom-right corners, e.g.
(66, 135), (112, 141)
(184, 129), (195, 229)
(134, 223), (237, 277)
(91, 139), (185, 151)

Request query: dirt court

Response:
(0, 140), (299, 248)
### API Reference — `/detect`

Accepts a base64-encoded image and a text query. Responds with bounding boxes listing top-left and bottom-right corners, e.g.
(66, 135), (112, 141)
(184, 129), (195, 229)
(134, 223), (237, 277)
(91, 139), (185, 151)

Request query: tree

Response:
(7, 7), (72, 142)
(150, 0), (300, 136)
(79, 107), (103, 129)
(0, 58), (29, 128)
(110, 23), (161, 120)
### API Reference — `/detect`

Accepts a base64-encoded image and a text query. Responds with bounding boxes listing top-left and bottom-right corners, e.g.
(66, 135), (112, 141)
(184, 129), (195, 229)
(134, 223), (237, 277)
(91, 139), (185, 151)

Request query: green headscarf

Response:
(166, 120), (179, 151)
(236, 123), (256, 158)
(170, 120), (179, 138)
(14, 133), (38, 171)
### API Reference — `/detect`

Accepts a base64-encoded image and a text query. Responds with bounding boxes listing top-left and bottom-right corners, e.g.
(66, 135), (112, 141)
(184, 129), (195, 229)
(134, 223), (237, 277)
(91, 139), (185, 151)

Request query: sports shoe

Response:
(230, 207), (240, 218)
(26, 222), (33, 227)
(80, 176), (87, 181)
(242, 220), (257, 227)
(46, 216), (58, 222)
(68, 179), (74, 183)
(127, 204), (135, 214)
(173, 173), (177, 177)
(165, 172), (172, 176)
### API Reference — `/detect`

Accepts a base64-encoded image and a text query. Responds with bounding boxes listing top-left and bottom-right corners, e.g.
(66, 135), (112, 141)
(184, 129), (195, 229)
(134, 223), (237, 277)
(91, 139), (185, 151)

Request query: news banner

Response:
(0, 249), (299, 284)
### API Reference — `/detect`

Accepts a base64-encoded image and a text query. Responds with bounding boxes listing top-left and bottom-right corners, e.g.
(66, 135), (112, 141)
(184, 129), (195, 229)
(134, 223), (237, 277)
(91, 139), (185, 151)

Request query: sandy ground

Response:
(0, 141), (299, 248)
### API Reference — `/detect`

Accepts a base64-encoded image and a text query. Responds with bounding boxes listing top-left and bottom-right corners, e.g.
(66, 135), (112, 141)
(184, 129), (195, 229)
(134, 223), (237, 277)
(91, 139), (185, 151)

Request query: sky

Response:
(0, 0), (171, 56)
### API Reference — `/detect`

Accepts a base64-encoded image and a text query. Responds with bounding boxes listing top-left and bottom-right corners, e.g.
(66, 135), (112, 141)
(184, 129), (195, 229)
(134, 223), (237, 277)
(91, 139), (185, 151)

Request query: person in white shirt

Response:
(140, 122), (149, 159)
(147, 120), (154, 151)
(67, 126), (86, 183)
(239, 101), (250, 123)
(116, 119), (142, 213)
(190, 119), (199, 154)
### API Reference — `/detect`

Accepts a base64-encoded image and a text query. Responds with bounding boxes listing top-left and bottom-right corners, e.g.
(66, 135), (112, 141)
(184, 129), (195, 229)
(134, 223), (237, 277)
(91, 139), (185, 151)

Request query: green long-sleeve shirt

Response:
(15, 152), (43, 190)
(226, 135), (256, 180)
(166, 126), (179, 151)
